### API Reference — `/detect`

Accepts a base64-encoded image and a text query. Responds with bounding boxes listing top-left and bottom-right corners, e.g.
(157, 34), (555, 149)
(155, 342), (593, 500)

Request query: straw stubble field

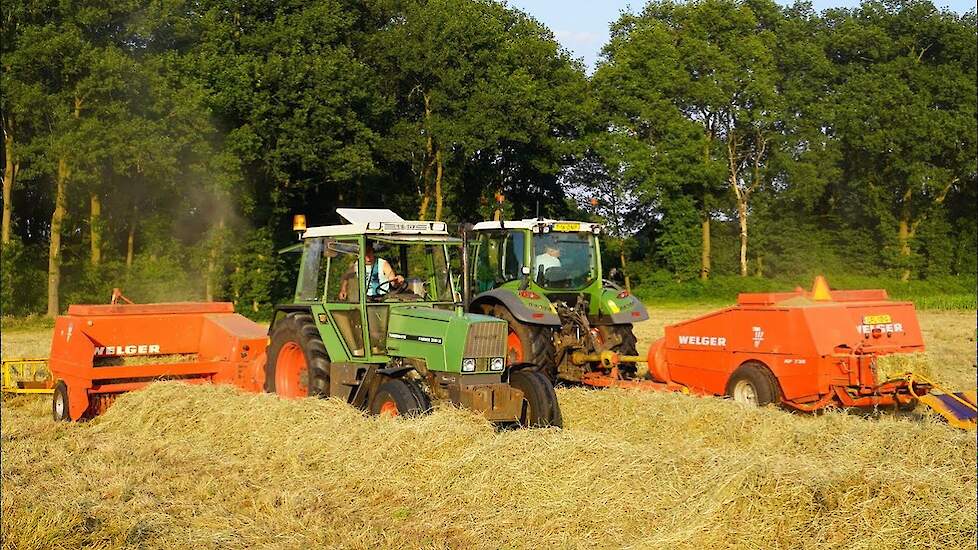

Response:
(2, 307), (976, 549)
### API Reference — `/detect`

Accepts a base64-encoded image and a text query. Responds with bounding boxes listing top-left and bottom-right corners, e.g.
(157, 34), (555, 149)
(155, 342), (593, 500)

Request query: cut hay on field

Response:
(2, 383), (975, 550)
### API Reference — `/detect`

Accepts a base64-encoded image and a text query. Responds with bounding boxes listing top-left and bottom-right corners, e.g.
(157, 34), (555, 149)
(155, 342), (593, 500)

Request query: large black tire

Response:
(369, 378), (431, 417)
(597, 324), (639, 355)
(725, 361), (781, 407)
(508, 369), (563, 428)
(596, 324), (639, 377)
(52, 380), (71, 422)
(266, 312), (331, 397)
(489, 304), (558, 382)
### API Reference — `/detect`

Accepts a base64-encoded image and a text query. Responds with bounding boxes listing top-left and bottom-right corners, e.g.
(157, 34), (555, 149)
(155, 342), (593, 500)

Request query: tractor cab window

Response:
(533, 232), (596, 289)
(325, 240), (360, 303)
(298, 238), (326, 301)
(473, 231), (525, 293)
(366, 238), (456, 303)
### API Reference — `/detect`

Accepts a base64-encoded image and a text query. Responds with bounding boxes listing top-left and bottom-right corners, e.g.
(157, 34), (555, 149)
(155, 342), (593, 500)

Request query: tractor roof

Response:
(302, 208), (451, 238)
(471, 218), (602, 233)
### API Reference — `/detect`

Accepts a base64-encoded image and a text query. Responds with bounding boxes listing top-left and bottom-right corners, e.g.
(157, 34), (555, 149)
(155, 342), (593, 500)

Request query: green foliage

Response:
(632, 273), (977, 310)
(0, 0), (974, 318)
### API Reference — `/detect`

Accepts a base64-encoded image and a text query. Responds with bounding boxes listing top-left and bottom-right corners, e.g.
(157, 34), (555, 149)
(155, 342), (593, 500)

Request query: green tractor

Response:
(267, 208), (561, 428)
(465, 218), (649, 383)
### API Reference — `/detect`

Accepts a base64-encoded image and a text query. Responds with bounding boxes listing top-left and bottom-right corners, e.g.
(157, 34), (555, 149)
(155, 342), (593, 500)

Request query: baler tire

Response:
(726, 362), (781, 407)
(508, 369), (563, 429)
(266, 312), (331, 398)
(370, 378), (429, 418)
(52, 381), (71, 422)
(491, 304), (557, 383)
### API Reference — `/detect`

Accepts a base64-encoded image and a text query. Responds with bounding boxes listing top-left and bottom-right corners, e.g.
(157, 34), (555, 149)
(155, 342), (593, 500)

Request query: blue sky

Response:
(507, 0), (977, 71)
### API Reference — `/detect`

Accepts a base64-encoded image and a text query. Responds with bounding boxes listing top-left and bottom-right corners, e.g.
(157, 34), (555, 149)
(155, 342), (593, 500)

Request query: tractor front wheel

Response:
(726, 362), (780, 407)
(508, 369), (562, 428)
(369, 378), (431, 418)
(266, 312), (331, 398)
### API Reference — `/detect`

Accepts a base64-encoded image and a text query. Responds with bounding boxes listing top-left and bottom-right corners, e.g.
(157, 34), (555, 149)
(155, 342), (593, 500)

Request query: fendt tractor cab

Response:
(269, 209), (561, 427)
(467, 218), (649, 383)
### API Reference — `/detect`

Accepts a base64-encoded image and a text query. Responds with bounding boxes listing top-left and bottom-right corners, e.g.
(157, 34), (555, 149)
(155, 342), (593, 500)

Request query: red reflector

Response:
(617, 290), (629, 299)
(631, 311), (641, 317)
(531, 313), (545, 319)
(518, 290), (540, 300)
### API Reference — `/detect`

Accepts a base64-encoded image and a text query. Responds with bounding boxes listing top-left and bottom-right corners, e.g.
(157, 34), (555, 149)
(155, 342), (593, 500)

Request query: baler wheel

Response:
(52, 381), (71, 422)
(726, 362), (780, 407)
(509, 369), (563, 428)
(370, 379), (430, 418)
(266, 313), (331, 398)
(491, 305), (557, 382)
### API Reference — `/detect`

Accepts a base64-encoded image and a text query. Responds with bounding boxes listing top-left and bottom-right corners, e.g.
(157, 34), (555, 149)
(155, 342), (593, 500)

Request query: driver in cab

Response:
(339, 242), (404, 300)
(534, 242), (561, 274)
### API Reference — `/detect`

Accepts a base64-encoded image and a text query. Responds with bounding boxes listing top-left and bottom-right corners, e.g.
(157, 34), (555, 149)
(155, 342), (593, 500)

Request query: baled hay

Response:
(2, 383), (975, 550)
(875, 352), (936, 382)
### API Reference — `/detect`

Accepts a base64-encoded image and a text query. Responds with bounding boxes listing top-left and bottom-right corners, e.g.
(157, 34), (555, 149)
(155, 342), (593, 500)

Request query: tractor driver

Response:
(534, 242), (562, 273)
(338, 242), (404, 301)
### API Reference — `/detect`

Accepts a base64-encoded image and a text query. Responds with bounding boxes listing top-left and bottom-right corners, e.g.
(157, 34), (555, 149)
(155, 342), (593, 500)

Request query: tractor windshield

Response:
(367, 238), (457, 302)
(532, 232), (597, 289)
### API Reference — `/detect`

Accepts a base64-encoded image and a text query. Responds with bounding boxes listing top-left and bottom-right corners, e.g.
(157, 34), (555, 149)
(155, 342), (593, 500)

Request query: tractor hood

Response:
(386, 307), (507, 374)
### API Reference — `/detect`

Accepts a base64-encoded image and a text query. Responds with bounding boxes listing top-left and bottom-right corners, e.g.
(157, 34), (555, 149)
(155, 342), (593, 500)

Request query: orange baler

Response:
(49, 302), (268, 421)
(643, 279), (976, 422)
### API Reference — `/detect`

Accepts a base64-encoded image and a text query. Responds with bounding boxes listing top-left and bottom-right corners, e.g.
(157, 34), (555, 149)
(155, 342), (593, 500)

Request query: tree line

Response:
(1, 0), (975, 317)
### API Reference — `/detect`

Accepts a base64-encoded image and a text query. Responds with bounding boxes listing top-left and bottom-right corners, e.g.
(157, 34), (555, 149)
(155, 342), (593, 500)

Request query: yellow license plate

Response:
(862, 314), (892, 325)
(552, 223), (580, 232)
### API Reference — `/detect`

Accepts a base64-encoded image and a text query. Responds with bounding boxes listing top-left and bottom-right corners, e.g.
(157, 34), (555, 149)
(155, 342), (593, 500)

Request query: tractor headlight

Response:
(461, 358), (477, 372)
(489, 357), (505, 371)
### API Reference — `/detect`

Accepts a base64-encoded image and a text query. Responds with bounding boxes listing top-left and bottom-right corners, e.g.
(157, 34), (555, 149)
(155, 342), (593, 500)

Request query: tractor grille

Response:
(464, 322), (507, 358)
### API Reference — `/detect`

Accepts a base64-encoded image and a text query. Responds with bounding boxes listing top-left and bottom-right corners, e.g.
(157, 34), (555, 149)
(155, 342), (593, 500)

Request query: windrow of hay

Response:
(2, 382), (975, 550)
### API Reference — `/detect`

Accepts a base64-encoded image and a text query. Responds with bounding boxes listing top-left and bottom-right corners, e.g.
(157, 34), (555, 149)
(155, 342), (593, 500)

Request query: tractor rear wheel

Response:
(726, 362), (780, 407)
(491, 305), (557, 382)
(52, 381), (71, 422)
(508, 369), (563, 428)
(369, 378), (431, 417)
(595, 324), (639, 377)
(266, 312), (331, 398)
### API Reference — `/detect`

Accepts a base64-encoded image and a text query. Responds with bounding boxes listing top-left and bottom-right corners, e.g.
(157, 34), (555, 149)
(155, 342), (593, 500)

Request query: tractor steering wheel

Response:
(373, 278), (407, 298)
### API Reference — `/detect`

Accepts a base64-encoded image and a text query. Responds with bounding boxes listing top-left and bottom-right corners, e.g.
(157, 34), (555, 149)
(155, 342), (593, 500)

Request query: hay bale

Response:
(2, 382), (974, 549)
(876, 352), (935, 382)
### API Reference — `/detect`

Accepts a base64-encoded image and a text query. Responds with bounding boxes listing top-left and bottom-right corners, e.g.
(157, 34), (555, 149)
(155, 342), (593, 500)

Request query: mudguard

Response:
(594, 287), (649, 324)
(470, 288), (560, 326)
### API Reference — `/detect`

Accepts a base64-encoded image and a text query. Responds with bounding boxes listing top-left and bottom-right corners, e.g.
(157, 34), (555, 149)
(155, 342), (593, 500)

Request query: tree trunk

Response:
(699, 136), (711, 280)
(898, 216), (912, 282)
(90, 192), (102, 266)
(700, 215), (711, 280)
(619, 242), (631, 293)
(433, 148), (443, 221)
(417, 91), (434, 220)
(2, 117), (15, 246)
(126, 213), (136, 269)
(205, 217), (225, 301)
(47, 156), (69, 317)
(737, 200), (748, 277)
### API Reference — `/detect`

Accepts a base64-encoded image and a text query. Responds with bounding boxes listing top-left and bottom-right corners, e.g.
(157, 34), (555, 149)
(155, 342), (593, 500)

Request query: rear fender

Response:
(470, 289), (560, 326)
(269, 304), (313, 335)
(594, 286), (649, 324)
